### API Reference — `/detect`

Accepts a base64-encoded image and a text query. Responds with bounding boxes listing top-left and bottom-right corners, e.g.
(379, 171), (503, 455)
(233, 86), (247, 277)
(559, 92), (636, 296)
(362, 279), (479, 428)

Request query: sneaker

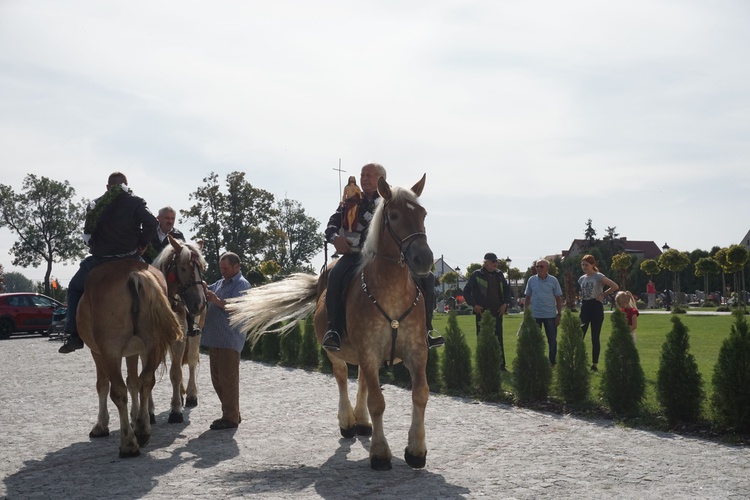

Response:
(322, 329), (341, 351)
(58, 334), (84, 354)
(426, 330), (445, 349)
(590, 364), (598, 372)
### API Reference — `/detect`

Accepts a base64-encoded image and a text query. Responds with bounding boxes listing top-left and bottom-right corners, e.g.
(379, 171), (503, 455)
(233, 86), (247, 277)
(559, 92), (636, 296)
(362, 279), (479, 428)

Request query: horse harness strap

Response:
(360, 270), (422, 368)
(164, 252), (206, 313)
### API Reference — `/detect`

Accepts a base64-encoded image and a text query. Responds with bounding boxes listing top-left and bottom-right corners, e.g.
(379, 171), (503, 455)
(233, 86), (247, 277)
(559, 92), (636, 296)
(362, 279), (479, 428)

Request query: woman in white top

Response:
(578, 254), (619, 372)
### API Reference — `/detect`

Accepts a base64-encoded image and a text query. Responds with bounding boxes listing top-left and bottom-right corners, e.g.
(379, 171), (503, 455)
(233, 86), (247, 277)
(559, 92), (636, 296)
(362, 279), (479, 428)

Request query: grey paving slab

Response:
(1, 336), (748, 499)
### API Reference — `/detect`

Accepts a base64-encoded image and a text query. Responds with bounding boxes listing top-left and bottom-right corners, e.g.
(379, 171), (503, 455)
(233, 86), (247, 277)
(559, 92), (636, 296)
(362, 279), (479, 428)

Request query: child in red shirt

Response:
(615, 291), (639, 343)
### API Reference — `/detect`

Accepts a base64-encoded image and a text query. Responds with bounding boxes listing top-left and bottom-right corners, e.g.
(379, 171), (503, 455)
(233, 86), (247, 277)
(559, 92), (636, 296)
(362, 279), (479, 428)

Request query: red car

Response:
(0, 293), (65, 339)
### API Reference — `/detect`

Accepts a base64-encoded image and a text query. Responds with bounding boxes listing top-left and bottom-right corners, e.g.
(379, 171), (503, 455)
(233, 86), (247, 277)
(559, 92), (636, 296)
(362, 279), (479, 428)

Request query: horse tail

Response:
(227, 273), (318, 347)
(129, 270), (184, 365)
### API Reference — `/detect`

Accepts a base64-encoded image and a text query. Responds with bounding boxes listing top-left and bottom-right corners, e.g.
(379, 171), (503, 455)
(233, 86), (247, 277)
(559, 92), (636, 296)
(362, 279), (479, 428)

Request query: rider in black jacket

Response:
(59, 172), (158, 353)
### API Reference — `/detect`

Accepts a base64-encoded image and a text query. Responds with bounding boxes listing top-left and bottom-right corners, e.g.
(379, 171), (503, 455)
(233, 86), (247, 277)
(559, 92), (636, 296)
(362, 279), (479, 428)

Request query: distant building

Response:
(741, 229), (750, 252)
(562, 238), (663, 261)
(433, 257), (465, 291)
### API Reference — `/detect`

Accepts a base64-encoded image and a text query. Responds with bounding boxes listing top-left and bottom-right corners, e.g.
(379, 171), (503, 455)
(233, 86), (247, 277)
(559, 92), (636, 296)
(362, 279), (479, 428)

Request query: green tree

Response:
(658, 249), (691, 304)
(694, 257), (722, 304)
(440, 310), (472, 393)
(599, 310), (645, 416)
(639, 258), (660, 281)
(556, 310), (590, 404)
(279, 321), (302, 366)
(0, 175), (86, 295)
(298, 315), (321, 368)
(474, 311), (503, 397)
(439, 271), (458, 290)
(711, 311), (750, 432)
(513, 309), (552, 402)
(1, 271), (35, 292)
(584, 218), (597, 245)
(725, 245), (749, 306)
(264, 197), (321, 274)
(611, 252), (633, 291)
(259, 260), (282, 281)
(656, 316), (704, 426)
(466, 263), (481, 277)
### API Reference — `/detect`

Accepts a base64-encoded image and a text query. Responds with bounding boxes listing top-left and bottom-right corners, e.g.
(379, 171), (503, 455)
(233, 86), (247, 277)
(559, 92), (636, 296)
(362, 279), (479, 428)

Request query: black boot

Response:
(427, 330), (445, 349)
(59, 333), (84, 354)
(322, 327), (341, 351)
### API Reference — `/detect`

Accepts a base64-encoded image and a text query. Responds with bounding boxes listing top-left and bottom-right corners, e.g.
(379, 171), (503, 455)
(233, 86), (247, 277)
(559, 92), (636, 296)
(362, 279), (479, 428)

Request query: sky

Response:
(1, 0), (750, 287)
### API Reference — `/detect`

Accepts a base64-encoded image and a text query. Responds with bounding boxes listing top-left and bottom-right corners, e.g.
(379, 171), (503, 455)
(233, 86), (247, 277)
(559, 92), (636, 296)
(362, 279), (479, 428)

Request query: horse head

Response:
(372, 174), (434, 277)
(162, 234), (208, 316)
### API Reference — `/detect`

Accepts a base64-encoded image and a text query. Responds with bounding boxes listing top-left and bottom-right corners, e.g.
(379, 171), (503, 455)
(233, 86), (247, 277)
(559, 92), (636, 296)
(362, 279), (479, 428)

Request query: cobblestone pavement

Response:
(1, 336), (748, 499)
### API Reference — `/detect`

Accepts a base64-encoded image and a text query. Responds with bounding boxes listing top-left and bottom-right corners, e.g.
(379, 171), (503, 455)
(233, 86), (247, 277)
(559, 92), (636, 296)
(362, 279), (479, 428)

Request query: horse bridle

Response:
(165, 251), (207, 314)
(380, 199), (427, 269)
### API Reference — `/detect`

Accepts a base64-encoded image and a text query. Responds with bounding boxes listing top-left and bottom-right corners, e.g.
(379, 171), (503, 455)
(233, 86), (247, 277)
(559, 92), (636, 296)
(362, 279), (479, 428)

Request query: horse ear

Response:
(168, 234), (182, 252)
(411, 173), (426, 197)
(377, 176), (392, 201)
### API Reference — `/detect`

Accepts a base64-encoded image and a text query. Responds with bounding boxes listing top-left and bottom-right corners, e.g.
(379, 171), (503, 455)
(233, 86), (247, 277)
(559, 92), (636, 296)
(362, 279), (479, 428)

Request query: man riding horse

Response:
(59, 171), (158, 353)
(322, 163), (445, 351)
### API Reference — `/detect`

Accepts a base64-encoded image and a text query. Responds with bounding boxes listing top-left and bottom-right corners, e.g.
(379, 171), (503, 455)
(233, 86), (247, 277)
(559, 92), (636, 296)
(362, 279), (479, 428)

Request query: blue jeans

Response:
(535, 317), (558, 365)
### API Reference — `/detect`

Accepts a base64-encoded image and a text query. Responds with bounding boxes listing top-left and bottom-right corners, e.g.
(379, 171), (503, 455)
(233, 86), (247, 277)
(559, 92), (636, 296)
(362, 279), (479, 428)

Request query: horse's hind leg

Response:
(168, 340), (186, 423)
(104, 357), (140, 458)
(329, 354), (356, 438)
(353, 367), (372, 436)
(125, 355), (142, 424)
(185, 334), (200, 407)
(404, 355), (429, 469)
(360, 360), (391, 470)
(134, 354), (158, 448)
(89, 352), (110, 438)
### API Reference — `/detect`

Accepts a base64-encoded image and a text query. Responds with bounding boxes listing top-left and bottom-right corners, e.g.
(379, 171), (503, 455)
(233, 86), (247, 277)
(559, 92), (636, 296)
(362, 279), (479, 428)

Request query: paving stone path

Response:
(1, 336), (748, 499)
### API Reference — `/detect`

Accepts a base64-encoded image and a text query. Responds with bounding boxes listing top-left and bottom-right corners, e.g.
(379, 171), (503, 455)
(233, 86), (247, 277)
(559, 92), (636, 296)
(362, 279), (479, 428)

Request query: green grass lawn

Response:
(431, 311), (734, 415)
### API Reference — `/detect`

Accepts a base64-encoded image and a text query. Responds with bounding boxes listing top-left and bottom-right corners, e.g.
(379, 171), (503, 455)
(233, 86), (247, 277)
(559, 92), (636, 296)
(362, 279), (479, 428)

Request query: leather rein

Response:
(164, 251), (207, 315)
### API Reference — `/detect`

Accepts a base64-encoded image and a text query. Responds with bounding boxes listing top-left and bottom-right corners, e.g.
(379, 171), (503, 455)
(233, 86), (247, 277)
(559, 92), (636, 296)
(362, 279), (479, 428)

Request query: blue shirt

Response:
(524, 274), (562, 319)
(201, 272), (251, 352)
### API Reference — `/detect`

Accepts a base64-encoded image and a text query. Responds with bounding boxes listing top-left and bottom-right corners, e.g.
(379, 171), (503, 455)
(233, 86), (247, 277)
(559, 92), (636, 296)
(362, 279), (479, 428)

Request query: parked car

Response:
(0, 293), (65, 339)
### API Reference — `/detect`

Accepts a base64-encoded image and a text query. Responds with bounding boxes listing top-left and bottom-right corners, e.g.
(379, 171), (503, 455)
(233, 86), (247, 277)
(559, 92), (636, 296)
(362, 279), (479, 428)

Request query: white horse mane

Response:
(153, 240), (207, 270)
(357, 186), (420, 273)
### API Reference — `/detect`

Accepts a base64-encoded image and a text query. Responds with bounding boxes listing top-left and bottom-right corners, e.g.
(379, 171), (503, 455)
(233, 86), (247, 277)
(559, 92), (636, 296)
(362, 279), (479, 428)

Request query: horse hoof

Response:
(119, 448), (141, 459)
(404, 450), (427, 469)
(89, 427), (109, 438)
(149, 413), (156, 425)
(168, 412), (184, 424)
(185, 397), (198, 408)
(370, 456), (392, 471)
(354, 424), (372, 437)
(136, 433), (150, 447)
(340, 426), (356, 439)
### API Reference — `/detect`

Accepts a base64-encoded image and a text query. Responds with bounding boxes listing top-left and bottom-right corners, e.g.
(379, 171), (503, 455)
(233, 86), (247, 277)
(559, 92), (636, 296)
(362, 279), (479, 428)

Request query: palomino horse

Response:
(229, 175), (434, 470)
(152, 235), (207, 423)
(77, 259), (183, 458)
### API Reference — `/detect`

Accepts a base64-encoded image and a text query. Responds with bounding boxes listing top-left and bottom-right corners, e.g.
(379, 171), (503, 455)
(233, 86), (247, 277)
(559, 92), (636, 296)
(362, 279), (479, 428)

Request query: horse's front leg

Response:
(168, 340), (186, 423)
(360, 360), (391, 470)
(404, 353), (429, 469)
(89, 352), (110, 438)
(328, 353), (356, 438)
(353, 367), (372, 436)
(185, 334), (201, 407)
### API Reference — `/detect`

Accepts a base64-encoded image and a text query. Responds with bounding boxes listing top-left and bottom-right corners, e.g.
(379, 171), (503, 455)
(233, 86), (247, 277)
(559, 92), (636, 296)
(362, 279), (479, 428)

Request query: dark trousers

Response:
(66, 253), (143, 334)
(580, 299), (604, 364)
(475, 314), (506, 369)
(325, 253), (435, 333)
(535, 317), (558, 365)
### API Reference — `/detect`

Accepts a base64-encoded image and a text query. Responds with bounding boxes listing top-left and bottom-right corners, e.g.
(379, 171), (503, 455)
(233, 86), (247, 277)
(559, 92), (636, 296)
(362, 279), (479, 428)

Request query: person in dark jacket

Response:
(143, 206), (186, 264)
(463, 252), (513, 371)
(59, 172), (158, 353)
(321, 163), (444, 351)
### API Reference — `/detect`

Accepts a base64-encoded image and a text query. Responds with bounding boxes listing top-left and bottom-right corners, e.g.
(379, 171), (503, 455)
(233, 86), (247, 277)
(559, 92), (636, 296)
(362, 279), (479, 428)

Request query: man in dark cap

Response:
(463, 252), (513, 371)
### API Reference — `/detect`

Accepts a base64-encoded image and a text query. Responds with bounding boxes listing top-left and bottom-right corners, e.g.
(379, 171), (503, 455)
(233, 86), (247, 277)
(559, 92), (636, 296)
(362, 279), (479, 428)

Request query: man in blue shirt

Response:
(201, 252), (251, 430)
(524, 259), (563, 366)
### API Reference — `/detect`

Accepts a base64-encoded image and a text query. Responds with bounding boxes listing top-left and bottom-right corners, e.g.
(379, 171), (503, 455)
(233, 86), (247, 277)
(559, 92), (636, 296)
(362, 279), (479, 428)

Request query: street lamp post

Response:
(662, 243), (676, 306)
(455, 266), (461, 292)
(505, 257), (513, 304)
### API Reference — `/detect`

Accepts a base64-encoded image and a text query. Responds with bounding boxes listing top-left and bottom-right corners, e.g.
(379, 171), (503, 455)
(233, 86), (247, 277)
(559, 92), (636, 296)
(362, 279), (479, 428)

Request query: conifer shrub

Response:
(475, 311), (503, 397)
(440, 309), (473, 393)
(599, 310), (645, 416)
(656, 316), (704, 426)
(259, 326), (281, 364)
(556, 309), (590, 404)
(298, 315), (320, 369)
(426, 347), (441, 392)
(513, 309), (551, 402)
(711, 311), (750, 432)
(279, 321), (301, 366)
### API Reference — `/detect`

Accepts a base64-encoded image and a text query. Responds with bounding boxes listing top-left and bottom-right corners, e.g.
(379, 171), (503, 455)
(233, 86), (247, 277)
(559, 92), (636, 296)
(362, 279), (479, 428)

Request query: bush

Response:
(671, 305), (687, 314)
(656, 316), (704, 426)
(599, 310), (645, 416)
(556, 309), (590, 404)
(635, 300), (647, 310)
(711, 311), (750, 432)
(298, 315), (321, 368)
(279, 321), (301, 366)
(474, 311), (503, 397)
(426, 347), (441, 392)
(259, 327), (281, 364)
(440, 310), (473, 393)
(513, 309), (551, 402)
